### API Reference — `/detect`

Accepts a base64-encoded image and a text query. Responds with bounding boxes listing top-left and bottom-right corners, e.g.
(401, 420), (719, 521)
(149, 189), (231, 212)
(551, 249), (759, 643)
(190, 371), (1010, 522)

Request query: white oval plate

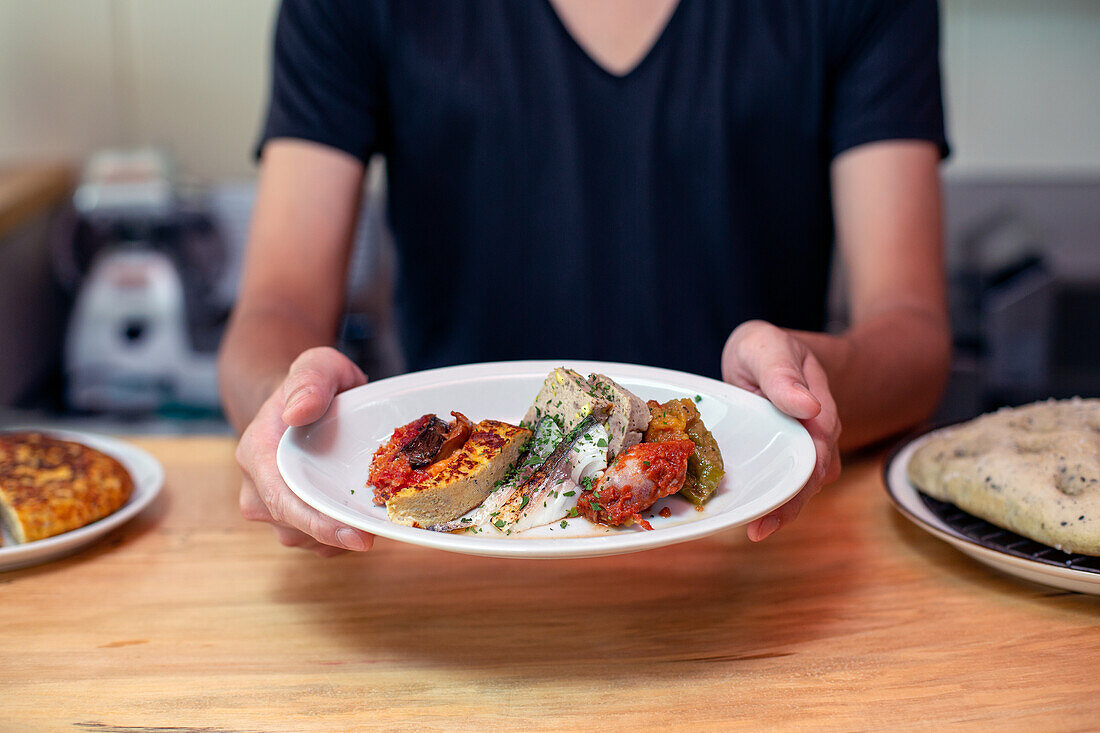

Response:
(885, 432), (1100, 595)
(278, 360), (815, 559)
(0, 429), (165, 572)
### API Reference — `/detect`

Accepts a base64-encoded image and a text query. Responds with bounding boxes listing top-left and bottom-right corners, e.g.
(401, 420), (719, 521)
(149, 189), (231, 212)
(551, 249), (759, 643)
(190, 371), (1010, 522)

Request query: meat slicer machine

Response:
(59, 149), (225, 414)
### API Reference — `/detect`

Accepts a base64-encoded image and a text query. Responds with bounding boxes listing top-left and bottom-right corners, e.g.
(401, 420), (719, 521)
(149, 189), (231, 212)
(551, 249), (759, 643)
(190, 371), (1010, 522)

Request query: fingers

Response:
(747, 488), (807, 542)
(236, 389), (375, 555)
(801, 353), (842, 485)
(724, 322), (820, 421)
(755, 357), (820, 422)
(239, 475), (275, 523)
(723, 323), (845, 543)
(241, 471), (373, 554)
(746, 470), (827, 542)
(281, 347), (368, 426)
(745, 441), (840, 543)
(246, 439), (375, 552)
(271, 525), (348, 558)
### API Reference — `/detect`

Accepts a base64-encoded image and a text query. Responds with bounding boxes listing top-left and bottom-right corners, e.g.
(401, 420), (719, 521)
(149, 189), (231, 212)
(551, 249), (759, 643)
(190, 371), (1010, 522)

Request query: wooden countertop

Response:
(1, 436), (1097, 731)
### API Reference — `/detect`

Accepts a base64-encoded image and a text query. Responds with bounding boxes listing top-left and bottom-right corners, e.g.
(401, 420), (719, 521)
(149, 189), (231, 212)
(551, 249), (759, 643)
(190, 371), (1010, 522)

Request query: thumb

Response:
(281, 347), (367, 426)
(768, 376), (822, 422)
(746, 345), (821, 421)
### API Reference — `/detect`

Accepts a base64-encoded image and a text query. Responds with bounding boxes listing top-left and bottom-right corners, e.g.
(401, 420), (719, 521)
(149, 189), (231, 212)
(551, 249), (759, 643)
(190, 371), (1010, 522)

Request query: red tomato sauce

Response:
(577, 440), (694, 529)
(368, 415), (434, 504)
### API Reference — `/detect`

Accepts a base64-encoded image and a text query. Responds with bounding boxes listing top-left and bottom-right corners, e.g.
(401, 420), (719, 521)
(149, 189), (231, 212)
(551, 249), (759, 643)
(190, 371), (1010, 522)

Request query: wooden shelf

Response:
(0, 163), (74, 240)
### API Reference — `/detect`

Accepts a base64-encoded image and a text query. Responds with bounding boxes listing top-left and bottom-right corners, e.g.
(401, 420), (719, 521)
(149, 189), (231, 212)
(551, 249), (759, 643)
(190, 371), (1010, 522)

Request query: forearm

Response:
(218, 142), (366, 433)
(217, 302), (336, 433)
(790, 306), (950, 451)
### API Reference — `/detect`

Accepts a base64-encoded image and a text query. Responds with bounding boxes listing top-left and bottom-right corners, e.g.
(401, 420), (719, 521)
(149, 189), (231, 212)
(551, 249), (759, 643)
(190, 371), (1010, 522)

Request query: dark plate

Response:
(882, 426), (1100, 581)
(916, 492), (1100, 574)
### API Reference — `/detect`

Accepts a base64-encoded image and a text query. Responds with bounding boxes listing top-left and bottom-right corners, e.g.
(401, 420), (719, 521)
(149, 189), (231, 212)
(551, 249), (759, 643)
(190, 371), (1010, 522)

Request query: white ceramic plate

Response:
(278, 360), (815, 559)
(885, 432), (1100, 595)
(0, 429), (165, 572)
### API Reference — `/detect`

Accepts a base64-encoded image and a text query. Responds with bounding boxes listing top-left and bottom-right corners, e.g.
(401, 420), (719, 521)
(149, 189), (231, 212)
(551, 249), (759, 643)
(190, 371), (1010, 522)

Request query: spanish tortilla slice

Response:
(386, 420), (531, 528)
(0, 432), (134, 544)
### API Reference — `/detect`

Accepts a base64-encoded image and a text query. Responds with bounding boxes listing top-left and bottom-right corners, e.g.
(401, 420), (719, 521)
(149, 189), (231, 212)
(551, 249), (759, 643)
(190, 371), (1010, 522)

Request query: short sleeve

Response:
(827, 0), (949, 159)
(256, 0), (383, 163)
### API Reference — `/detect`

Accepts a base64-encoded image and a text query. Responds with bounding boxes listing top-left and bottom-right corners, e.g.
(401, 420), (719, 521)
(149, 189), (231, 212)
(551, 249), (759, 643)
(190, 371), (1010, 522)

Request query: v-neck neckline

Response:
(541, 0), (686, 82)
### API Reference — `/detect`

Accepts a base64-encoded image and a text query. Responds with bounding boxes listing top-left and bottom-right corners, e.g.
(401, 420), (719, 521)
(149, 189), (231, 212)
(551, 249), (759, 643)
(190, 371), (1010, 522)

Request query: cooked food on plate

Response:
(907, 398), (1100, 556)
(385, 419), (531, 528)
(577, 439), (696, 530)
(645, 397), (725, 506)
(367, 368), (726, 535)
(0, 432), (134, 545)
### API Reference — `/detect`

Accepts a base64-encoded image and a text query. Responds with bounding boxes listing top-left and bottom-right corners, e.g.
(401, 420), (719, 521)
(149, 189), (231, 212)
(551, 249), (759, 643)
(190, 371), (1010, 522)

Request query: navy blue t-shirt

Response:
(259, 0), (948, 379)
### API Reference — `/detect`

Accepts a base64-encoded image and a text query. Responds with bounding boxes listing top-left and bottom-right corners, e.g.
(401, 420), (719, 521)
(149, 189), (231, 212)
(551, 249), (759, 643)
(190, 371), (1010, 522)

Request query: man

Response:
(219, 0), (952, 555)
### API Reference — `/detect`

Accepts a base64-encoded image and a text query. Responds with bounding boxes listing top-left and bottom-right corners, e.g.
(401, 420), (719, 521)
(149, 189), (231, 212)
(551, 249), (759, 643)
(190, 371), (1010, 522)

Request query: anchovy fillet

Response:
(495, 411), (609, 530)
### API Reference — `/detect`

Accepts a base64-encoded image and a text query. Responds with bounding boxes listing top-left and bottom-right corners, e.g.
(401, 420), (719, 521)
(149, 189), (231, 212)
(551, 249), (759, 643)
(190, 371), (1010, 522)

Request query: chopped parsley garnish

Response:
(596, 438), (607, 448)
(563, 490), (576, 497)
(694, 394), (702, 403)
(494, 519), (506, 528)
(560, 520), (569, 529)
(519, 496), (530, 509)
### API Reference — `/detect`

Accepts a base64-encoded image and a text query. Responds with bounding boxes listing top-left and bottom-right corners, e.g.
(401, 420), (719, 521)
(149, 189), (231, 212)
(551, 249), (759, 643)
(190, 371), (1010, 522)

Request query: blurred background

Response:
(0, 0), (1097, 435)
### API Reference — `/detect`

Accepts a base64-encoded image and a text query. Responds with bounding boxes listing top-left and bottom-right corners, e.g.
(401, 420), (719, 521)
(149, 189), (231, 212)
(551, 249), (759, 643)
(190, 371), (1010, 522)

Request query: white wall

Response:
(119, 0), (278, 181)
(0, 0), (1098, 181)
(941, 0), (1100, 177)
(0, 0), (278, 181)
(0, 1), (123, 166)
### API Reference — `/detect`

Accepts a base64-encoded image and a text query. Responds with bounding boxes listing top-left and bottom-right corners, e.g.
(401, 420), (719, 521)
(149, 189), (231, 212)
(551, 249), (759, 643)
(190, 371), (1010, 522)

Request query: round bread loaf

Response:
(907, 399), (1100, 556)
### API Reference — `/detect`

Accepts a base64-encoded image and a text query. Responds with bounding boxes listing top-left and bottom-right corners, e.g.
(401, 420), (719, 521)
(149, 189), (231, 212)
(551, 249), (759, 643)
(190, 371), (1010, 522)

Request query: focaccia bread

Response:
(906, 399), (1100, 555)
(386, 420), (530, 528)
(0, 432), (134, 544)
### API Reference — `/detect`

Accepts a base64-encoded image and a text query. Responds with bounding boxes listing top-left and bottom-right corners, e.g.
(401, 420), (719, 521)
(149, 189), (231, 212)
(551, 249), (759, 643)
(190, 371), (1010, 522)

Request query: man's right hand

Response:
(235, 346), (375, 556)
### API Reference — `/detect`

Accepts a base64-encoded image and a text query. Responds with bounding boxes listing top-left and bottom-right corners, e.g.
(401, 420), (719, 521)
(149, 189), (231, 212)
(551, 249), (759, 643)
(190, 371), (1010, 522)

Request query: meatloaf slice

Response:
(589, 373), (651, 458)
(522, 367), (612, 436)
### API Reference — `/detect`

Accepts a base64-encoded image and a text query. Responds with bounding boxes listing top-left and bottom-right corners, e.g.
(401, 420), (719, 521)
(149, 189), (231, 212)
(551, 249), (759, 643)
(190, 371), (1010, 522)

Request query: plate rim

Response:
(0, 427), (166, 571)
(277, 359), (816, 559)
(882, 427), (1100, 591)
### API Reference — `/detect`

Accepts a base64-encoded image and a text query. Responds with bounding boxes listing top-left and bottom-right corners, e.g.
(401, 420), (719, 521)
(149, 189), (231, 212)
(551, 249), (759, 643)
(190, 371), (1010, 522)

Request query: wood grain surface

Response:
(1, 436), (1097, 732)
